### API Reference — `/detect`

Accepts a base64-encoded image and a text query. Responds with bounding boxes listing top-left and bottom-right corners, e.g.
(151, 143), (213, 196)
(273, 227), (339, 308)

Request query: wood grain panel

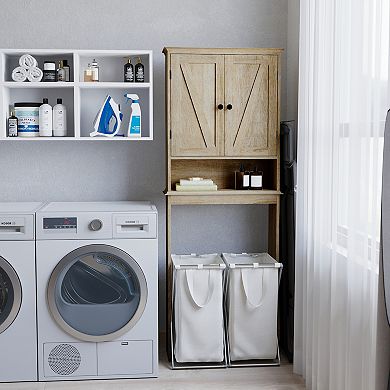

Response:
(224, 55), (278, 157)
(170, 54), (224, 157)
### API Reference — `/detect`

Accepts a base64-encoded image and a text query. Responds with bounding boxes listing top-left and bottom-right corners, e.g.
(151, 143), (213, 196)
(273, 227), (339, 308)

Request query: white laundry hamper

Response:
(222, 253), (282, 366)
(171, 254), (227, 368)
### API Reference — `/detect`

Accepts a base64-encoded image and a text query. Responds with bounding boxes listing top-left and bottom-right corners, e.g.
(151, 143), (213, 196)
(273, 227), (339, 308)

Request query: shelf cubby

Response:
(170, 158), (278, 192)
(77, 50), (151, 83)
(79, 87), (151, 139)
(2, 51), (75, 82)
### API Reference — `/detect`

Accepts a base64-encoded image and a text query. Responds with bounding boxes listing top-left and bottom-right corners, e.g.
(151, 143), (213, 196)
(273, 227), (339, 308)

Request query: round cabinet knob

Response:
(226, 104), (233, 110)
(89, 219), (103, 231)
(217, 104), (224, 110)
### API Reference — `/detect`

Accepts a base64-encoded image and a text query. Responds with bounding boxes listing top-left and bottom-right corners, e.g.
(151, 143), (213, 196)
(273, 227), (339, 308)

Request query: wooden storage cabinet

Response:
(169, 51), (280, 157)
(164, 48), (283, 358)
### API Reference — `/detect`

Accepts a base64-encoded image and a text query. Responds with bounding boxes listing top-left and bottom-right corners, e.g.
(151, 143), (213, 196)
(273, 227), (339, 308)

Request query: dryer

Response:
(35, 202), (158, 381)
(0, 202), (44, 382)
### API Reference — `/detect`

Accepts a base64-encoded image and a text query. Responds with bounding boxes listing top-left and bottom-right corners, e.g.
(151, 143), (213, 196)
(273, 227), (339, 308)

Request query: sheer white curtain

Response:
(294, 0), (390, 389)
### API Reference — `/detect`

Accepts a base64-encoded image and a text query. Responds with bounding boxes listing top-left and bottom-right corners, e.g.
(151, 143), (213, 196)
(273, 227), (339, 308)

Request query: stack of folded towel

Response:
(176, 177), (218, 191)
(12, 54), (43, 82)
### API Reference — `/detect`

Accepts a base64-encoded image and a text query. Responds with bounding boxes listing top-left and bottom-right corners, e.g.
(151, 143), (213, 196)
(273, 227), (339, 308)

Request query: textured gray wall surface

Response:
(0, 0), (293, 327)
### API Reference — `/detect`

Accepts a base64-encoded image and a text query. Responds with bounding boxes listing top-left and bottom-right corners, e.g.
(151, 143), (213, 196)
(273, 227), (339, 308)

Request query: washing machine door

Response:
(47, 244), (147, 342)
(0, 257), (22, 334)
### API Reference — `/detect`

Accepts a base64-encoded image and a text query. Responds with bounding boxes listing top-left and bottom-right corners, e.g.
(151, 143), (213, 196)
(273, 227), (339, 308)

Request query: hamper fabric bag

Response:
(223, 253), (282, 361)
(172, 254), (226, 363)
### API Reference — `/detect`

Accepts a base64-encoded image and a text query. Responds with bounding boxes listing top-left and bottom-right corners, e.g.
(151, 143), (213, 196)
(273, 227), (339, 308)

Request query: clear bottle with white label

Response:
(39, 98), (53, 137)
(53, 98), (67, 137)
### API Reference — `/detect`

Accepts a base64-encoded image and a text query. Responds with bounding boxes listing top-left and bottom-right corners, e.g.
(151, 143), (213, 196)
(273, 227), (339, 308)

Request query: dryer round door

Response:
(0, 257), (22, 334)
(47, 244), (148, 342)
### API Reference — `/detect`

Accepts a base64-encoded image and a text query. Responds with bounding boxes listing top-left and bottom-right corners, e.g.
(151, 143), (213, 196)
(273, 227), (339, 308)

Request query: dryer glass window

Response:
(51, 246), (147, 339)
(0, 267), (14, 327)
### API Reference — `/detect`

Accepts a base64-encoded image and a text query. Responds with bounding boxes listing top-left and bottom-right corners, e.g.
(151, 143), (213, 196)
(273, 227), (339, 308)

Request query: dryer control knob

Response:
(89, 219), (103, 231)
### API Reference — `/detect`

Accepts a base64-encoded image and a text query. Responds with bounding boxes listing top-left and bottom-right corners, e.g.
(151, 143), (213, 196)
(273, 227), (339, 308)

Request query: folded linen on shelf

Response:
(11, 66), (28, 82)
(19, 54), (38, 68)
(176, 184), (218, 191)
(179, 179), (214, 186)
(27, 67), (43, 82)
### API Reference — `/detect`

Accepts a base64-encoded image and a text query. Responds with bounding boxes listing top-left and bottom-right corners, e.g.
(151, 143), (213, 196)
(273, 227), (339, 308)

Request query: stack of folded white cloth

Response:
(176, 177), (218, 191)
(12, 54), (43, 82)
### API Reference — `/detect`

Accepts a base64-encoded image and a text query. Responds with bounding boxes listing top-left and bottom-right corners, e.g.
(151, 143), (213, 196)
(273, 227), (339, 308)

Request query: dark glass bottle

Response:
(235, 163), (245, 190)
(124, 58), (134, 82)
(7, 110), (18, 137)
(135, 57), (145, 82)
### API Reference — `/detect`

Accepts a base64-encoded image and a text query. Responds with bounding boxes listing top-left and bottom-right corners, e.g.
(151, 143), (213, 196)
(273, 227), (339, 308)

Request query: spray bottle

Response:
(124, 94), (141, 137)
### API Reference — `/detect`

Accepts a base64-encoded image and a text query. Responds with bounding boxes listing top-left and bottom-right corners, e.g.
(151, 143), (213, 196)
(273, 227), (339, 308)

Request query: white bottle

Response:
(53, 98), (67, 137)
(39, 98), (53, 137)
(124, 94), (141, 137)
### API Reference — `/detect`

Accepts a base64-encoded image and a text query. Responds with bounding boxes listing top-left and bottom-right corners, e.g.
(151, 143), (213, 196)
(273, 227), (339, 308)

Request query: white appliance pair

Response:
(0, 201), (158, 382)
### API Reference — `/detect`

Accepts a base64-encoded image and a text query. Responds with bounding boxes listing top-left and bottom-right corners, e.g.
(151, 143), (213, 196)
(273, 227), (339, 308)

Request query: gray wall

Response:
(0, 0), (295, 328)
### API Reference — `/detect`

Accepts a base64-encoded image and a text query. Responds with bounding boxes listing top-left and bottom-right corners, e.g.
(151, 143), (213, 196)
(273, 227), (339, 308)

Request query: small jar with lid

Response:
(84, 63), (93, 82)
(43, 61), (56, 82)
(250, 167), (263, 190)
(91, 59), (99, 82)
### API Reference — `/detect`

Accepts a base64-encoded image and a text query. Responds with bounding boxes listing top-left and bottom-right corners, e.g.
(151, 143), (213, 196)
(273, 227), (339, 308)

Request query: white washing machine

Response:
(0, 202), (44, 382)
(35, 202), (158, 381)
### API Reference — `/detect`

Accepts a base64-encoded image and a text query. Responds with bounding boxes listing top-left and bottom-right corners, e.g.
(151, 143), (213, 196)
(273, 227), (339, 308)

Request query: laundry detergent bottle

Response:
(124, 94), (141, 137)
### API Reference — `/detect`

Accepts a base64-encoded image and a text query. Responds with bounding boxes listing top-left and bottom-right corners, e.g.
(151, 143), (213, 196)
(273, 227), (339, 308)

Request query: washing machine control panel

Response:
(43, 217), (77, 230)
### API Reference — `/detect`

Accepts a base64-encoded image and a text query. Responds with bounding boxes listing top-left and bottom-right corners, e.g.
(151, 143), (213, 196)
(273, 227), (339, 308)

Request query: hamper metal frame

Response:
(222, 254), (283, 367)
(170, 256), (228, 370)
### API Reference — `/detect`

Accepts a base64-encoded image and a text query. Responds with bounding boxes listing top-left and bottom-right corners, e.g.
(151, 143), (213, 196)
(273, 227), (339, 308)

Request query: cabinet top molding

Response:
(163, 47), (283, 55)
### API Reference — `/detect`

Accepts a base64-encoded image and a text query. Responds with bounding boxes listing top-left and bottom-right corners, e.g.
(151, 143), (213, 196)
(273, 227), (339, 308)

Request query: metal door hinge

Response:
(170, 130), (172, 139)
(169, 70), (172, 79)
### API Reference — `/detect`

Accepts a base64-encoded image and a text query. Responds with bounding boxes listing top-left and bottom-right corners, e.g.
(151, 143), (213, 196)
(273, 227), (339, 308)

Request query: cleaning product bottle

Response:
(53, 98), (67, 137)
(57, 60), (66, 82)
(124, 57), (134, 82)
(135, 57), (144, 82)
(124, 94), (141, 137)
(39, 98), (53, 137)
(7, 110), (18, 137)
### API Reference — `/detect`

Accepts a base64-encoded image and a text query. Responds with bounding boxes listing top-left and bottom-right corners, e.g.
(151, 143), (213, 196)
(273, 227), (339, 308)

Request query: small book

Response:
(179, 179), (214, 186)
(176, 184), (218, 192)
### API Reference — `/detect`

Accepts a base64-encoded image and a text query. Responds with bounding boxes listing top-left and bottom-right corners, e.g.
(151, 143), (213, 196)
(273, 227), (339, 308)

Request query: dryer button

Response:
(89, 219), (103, 231)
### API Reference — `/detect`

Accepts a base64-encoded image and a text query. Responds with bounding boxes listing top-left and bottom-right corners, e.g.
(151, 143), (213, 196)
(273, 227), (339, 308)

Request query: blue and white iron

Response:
(90, 95), (123, 137)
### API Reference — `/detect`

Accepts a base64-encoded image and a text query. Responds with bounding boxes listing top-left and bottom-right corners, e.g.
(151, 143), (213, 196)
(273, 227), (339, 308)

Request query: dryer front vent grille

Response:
(48, 344), (81, 375)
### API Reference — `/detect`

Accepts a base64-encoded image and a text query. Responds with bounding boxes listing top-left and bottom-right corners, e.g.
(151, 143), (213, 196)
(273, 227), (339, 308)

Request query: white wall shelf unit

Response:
(0, 49), (153, 141)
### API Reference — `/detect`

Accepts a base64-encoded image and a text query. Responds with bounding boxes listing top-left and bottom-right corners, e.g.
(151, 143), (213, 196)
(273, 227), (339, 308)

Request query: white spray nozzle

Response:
(124, 94), (139, 103)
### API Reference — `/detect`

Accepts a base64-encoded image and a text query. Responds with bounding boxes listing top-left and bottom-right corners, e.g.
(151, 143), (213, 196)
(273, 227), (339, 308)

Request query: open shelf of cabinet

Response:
(0, 49), (153, 141)
(164, 47), (283, 356)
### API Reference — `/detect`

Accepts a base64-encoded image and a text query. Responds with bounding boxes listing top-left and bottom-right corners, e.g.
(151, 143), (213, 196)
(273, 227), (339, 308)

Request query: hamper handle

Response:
(241, 268), (265, 308)
(185, 269), (215, 308)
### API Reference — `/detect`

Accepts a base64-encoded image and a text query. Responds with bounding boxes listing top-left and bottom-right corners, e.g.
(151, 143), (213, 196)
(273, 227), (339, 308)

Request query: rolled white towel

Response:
(19, 54), (37, 68)
(12, 66), (28, 82)
(27, 67), (43, 82)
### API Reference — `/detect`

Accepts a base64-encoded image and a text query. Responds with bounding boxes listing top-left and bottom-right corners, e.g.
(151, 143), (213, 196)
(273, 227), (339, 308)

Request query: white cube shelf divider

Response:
(0, 49), (153, 141)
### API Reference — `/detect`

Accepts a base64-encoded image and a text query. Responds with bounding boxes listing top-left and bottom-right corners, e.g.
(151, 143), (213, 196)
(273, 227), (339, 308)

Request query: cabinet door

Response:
(170, 54), (224, 157)
(224, 55), (278, 157)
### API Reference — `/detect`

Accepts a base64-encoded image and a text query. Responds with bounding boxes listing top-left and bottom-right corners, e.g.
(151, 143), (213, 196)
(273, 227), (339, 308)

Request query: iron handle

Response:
(226, 104), (233, 110)
(217, 104), (224, 110)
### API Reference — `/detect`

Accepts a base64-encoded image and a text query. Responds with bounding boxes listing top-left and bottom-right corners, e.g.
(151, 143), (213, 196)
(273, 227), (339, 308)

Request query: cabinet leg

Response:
(166, 197), (172, 359)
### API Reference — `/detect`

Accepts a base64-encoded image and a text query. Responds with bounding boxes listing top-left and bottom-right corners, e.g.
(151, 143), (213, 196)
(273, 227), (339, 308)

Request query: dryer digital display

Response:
(43, 218), (77, 230)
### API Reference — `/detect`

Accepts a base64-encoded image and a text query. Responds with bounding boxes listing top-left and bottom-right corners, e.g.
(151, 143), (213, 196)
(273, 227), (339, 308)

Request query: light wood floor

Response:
(0, 351), (305, 390)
